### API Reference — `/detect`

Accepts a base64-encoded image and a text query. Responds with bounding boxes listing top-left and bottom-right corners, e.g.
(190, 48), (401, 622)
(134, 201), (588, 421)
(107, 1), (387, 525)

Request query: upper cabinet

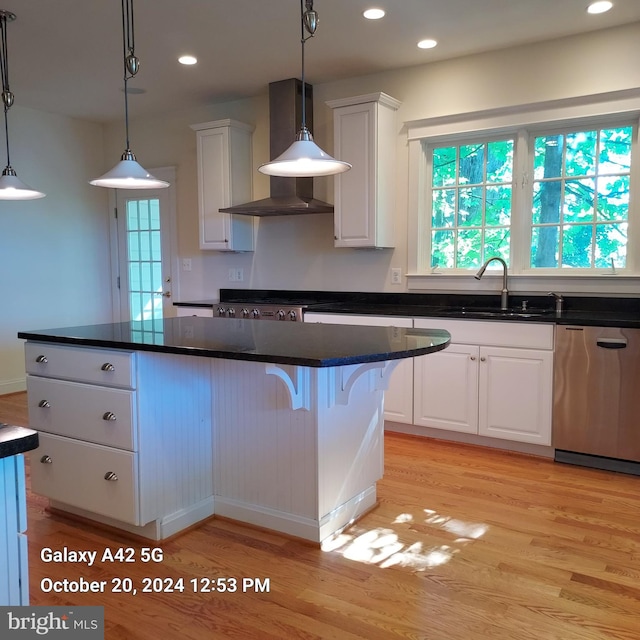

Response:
(327, 93), (401, 249)
(190, 119), (255, 251)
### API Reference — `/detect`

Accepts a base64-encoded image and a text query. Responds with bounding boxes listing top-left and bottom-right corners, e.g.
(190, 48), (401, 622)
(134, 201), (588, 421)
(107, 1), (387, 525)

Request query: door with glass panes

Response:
(113, 169), (176, 323)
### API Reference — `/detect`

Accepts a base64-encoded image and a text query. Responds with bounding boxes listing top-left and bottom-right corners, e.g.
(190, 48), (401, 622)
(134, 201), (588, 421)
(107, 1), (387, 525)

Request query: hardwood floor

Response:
(3, 391), (640, 639)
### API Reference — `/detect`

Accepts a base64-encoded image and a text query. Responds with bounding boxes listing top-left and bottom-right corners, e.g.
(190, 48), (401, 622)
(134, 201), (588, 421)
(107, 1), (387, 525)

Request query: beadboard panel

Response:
(136, 353), (213, 526)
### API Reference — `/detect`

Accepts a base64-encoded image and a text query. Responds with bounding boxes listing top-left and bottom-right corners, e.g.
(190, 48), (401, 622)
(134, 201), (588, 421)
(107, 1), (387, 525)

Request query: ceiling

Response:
(3, 0), (640, 124)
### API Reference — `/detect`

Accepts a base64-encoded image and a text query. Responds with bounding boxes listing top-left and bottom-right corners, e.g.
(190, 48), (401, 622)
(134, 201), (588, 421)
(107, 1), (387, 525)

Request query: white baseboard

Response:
(0, 378), (26, 395)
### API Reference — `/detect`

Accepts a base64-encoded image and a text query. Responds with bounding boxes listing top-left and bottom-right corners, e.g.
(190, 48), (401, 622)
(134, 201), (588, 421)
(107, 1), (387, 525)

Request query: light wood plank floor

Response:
(3, 391), (639, 639)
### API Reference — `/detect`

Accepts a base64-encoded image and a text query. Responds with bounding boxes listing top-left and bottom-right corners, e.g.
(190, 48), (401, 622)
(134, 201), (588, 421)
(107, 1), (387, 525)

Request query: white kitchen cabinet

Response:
(191, 119), (254, 252)
(25, 342), (214, 540)
(304, 312), (413, 424)
(175, 306), (214, 318)
(327, 93), (401, 248)
(414, 319), (553, 446)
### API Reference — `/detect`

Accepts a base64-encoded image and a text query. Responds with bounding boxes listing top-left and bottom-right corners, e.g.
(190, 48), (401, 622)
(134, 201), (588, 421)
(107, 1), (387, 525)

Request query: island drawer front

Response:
(25, 342), (136, 389)
(26, 376), (136, 451)
(30, 433), (139, 525)
(413, 318), (554, 350)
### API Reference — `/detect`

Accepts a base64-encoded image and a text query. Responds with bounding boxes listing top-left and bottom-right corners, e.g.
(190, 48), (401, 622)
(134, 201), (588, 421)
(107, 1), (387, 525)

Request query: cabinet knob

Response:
(480, 356), (486, 362)
(470, 356), (476, 361)
(36, 355), (48, 363)
(40, 455), (53, 464)
(104, 471), (118, 481)
(102, 411), (117, 421)
(101, 363), (115, 372)
(38, 400), (51, 408)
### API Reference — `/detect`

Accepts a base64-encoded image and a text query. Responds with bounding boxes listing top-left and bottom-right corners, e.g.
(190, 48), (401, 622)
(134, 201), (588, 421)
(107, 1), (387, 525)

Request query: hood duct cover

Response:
(220, 78), (333, 216)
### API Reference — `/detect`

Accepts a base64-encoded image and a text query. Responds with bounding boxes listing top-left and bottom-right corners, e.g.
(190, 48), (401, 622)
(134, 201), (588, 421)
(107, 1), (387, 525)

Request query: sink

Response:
(443, 307), (554, 319)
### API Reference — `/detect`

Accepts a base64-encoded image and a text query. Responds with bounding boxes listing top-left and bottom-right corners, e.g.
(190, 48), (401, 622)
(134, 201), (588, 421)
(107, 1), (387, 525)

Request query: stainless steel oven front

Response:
(215, 303), (305, 321)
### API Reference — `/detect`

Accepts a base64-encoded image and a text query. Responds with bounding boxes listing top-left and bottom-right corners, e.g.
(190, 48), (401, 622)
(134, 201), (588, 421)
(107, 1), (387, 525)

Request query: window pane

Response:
(534, 135), (563, 180)
(597, 175), (629, 221)
(150, 200), (161, 230)
(431, 230), (454, 268)
(532, 181), (562, 225)
(458, 229), (482, 268)
(531, 226), (559, 267)
(562, 225), (593, 268)
(458, 187), (483, 226)
(599, 127), (632, 174)
(595, 223), (627, 268)
(127, 232), (140, 261)
(486, 140), (513, 183)
(563, 178), (595, 223)
(432, 147), (457, 187)
(432, 190), (456, 228)
(486, 185), (512, 226)
(129, 263), (140, 291)
(127, 202), (139, 231)
(138, 200), (150, 230)
(565, 130), (596, 177)
(484, 228), (510, 264)
(459, 144), (485, 185)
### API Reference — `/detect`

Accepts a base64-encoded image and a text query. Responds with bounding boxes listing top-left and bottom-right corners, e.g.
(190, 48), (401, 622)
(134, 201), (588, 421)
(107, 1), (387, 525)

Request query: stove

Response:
(215, 299), (318, 322)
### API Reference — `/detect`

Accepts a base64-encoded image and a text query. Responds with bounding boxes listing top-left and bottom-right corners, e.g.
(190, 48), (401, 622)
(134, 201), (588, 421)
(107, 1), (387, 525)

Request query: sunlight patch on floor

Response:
(322, 509), (489, 572)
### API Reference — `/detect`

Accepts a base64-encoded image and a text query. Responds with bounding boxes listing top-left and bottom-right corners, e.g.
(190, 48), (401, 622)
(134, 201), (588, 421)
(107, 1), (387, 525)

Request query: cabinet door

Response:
(414, 344), (479, 434)
(304, 313), (413, 423)
(194, 122), (254, 251)
(478, 346), (552, 445)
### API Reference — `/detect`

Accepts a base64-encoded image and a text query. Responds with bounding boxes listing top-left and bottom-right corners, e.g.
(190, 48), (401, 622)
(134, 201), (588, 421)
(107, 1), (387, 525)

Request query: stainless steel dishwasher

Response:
(554, 324), (640, 474)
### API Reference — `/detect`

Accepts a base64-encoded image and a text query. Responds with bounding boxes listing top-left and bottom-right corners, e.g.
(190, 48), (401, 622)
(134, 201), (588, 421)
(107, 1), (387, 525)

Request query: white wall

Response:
(102, 22), (640, 303)
(0, 106), (112, 394)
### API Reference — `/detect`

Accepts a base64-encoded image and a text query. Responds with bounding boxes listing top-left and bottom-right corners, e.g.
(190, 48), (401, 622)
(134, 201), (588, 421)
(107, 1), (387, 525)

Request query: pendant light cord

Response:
(300, 0), (316, 135)
(0, 13), (12, 167)
(122, 0), (137, 152)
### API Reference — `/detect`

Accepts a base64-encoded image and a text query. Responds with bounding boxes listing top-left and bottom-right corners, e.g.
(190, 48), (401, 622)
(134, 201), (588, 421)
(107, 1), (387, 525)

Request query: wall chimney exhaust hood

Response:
(220, 78), (334, 217)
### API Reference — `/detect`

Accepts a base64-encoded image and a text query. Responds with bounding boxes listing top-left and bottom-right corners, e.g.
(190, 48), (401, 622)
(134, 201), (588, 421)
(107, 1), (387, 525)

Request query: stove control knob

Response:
(277, 309), (286, 320)
(288, 310), (298, 321)
(251, 308), (260, 319)
(217, 307), (226, 317)
(227, 308), (236, 317)
(241, 308), (250, 318)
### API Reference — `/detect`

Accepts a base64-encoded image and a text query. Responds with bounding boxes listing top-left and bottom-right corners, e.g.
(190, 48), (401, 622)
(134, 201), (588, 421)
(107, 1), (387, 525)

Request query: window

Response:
(530, 126), (631, 269)
(416, 116), (637, 276)
(430, 139), (514, 269)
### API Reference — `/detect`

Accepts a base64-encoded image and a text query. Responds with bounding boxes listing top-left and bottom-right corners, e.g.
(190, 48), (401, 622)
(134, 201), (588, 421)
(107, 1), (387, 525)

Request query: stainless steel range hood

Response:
(220, 78), (333, 217)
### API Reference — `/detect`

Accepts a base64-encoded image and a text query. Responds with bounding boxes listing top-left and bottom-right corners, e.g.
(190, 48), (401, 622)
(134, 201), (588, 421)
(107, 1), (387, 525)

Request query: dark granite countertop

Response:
(0, 423), (39, 460)
(18, 317), (450, 368)
(187, 289), (640, 329)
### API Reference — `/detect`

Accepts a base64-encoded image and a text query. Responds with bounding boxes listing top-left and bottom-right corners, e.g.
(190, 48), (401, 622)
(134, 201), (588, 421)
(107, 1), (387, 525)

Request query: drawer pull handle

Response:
(38, 400), (51, 408)
(40, 455), (53, 464)
(102, 411), (117, 421)
(36, 355), (48, 363)
(104, 471), (118, 481)
(101, 363), (115, 372)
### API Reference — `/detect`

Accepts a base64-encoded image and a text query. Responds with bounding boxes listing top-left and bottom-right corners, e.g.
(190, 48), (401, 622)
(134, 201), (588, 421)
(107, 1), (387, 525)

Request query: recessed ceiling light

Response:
(587, 1), (613, 14)
(417, 39), (438, 49)
(363, 8), (385, 20)
(178, 55), (197, 65)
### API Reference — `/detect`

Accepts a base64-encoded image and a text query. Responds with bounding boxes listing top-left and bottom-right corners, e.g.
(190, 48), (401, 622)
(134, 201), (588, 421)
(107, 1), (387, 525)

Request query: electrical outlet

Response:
(228, 268), (236, 282)
(182, 258), (192, 272)
(390, 268), (402, 285)
(235, 268), (244, 282)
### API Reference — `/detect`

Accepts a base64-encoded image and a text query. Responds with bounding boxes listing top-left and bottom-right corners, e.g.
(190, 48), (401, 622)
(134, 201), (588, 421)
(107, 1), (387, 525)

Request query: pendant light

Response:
(0, 10), (45, 200)
(258, 0), (351, 177)
(90, 0), (168, 189)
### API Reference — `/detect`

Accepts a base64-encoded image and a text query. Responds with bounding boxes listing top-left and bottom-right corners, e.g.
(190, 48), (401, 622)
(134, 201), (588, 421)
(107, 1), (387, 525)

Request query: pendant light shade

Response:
(0, 10), (45, 200)
(90, 0), (168, 190)
(258, 0), (351, 178)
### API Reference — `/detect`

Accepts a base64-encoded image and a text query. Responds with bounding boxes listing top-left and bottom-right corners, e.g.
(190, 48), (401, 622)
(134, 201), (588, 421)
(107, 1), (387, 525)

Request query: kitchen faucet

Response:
(475, 256), (509, 310)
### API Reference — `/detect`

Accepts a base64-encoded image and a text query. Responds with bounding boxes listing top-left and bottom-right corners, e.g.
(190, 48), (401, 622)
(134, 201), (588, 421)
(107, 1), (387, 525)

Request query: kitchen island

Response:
(18, 317), (449, 543)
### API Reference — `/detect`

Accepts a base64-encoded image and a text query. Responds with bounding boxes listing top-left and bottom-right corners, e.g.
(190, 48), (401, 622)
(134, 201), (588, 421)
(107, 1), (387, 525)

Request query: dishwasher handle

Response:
(596, 338), (627, 349)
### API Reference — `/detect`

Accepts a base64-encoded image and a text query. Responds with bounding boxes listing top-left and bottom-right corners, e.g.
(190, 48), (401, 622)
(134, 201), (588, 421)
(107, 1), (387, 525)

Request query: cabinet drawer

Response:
(414, 318), (554, 350)
(25, 342), (136, 389)
(27, 377), (136, 451)
(30, 433), (139, 525)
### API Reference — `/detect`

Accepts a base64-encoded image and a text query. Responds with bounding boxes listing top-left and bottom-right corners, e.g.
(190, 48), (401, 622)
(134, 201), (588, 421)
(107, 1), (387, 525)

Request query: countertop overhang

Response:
(18, 317), (450, 368)
(0, 423), (39, 460)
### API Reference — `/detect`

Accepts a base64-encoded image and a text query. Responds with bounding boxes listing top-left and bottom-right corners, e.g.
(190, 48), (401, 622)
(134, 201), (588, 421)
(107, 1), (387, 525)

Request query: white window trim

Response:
(406, 89), (640, 294)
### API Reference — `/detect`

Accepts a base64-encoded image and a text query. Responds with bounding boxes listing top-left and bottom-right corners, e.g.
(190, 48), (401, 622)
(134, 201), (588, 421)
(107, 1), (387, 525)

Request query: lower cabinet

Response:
(304, 313), (414, 424)
(414, 318), (554, 446)
(25, 342), (214, 540)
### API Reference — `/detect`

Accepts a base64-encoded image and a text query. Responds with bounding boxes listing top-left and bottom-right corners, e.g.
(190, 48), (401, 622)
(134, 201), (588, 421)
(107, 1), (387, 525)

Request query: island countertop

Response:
(18, 317), (450, 367)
